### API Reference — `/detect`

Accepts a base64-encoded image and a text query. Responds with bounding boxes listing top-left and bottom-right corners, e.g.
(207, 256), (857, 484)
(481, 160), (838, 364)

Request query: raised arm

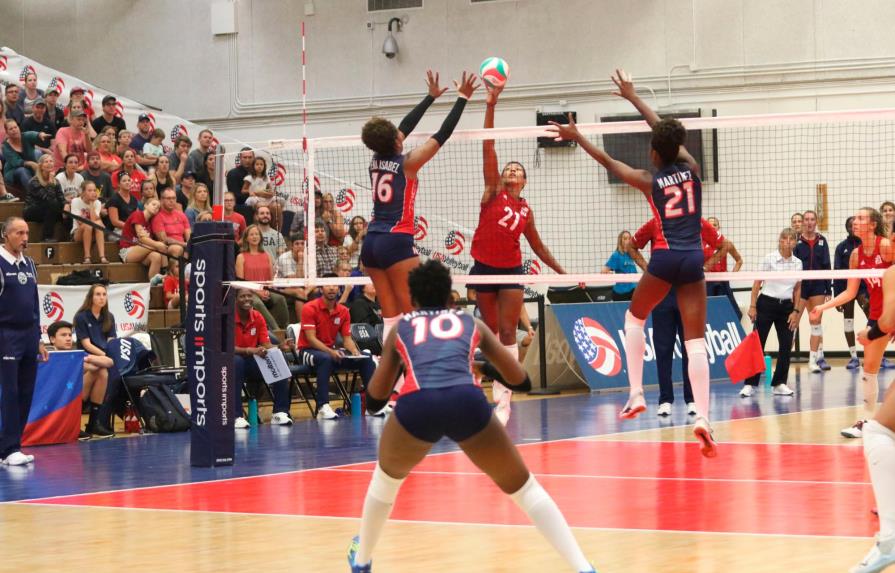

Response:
(397, 70), (447, 139)
(522, 212), (565, 274)
(546, 113), (652, 193)
(404, 71), (479, 178)
(481, 84), (504, 204)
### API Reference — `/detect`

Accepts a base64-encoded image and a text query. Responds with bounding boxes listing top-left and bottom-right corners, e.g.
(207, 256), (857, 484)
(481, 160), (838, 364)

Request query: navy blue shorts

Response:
(360, 231), (416, 270)
(394, 384), (493, 443)
(800, 280), (829, 299)
(647, 249), (705, 285)
(469, 261), (523, 293)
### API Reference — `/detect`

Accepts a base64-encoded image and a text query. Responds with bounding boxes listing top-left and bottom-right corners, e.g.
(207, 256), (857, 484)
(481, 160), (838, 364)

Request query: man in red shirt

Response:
(296, 275), (375, 420)
(222, 192), (247, 240)
(234, 289), (293, 427)
(151, 187), (191, 260)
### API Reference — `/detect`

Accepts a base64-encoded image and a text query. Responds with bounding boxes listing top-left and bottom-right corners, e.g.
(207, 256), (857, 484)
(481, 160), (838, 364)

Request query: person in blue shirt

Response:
(602, 230), (639, 301)
(73, 284), (118, 438)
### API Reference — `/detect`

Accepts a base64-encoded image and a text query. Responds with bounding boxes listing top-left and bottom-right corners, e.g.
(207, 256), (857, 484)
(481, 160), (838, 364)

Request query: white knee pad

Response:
(810, 324), (823, 337)
(684, 338), (707, 357)
(369, 463), (404, 504)
(624, 310), (645, 330)
(844, 319), (855, 334)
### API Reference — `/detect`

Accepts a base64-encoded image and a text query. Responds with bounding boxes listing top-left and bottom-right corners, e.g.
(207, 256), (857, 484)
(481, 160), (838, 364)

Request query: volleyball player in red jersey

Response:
(470, 84), (567, 425)
(548, 69), (717, 457)
(360, 70), (478, 360)
(811, 207), (895, 438)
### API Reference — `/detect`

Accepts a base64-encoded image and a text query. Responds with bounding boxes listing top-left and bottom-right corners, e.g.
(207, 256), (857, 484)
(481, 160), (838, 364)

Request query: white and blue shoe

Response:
(816, 357), (832, 371)
(846, 357), (861, 370)
(850, 533), (895, 573)
(348, 535), (372, 572)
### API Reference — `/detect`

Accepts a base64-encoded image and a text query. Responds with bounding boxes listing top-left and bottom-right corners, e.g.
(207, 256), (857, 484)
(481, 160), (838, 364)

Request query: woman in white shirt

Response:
(55, 153), (85, 203)
(70, 180), (107, 263)
(741, 227), (803, 397)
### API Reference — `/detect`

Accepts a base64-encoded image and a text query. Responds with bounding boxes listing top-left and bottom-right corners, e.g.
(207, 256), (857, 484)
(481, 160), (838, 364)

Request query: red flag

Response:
(725, 330), (765, 383)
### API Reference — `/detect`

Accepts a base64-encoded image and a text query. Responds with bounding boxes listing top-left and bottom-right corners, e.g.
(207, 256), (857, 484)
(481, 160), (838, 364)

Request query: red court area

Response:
(25, 440), (877, 538)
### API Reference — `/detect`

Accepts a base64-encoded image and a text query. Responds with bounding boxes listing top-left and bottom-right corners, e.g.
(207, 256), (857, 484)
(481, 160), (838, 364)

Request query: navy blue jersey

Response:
(648, 163), (702, 251)
(394, 309), (481, 394)
(367, 153), (417, 234)
(0, 249), (39, 334)
(794, 233), (832, 296)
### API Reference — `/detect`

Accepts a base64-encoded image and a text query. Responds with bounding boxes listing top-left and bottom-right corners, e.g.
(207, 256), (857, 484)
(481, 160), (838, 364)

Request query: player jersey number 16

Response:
(664, 181), (696, 219)
(373, 172), (394, 203)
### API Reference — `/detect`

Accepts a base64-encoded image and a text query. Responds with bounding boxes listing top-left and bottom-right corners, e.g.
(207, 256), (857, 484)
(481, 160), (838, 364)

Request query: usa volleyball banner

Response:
(21, 350), (85, 446)
(552, 297), (745, 390)
(38, 284), (150, 340)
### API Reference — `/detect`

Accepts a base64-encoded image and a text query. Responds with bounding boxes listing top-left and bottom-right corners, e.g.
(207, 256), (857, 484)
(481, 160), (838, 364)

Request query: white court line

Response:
(11, 502), (874, 541)
(9, 405), (858, 505)
(567, 438), (866, 448)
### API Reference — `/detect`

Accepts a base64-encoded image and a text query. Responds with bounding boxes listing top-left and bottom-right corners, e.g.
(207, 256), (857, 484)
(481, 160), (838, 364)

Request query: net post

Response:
(528, 293), (559, 396)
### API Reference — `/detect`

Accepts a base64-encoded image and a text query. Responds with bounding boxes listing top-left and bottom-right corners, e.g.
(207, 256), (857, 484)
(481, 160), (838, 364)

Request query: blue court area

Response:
(0, 366), (885, 503)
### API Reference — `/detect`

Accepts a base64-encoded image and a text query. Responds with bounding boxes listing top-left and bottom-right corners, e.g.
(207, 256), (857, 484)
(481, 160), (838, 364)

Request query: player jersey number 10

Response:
(373, 172), (394, 203)
(411, 313), (463, 344)
(664, 181), (696, 219)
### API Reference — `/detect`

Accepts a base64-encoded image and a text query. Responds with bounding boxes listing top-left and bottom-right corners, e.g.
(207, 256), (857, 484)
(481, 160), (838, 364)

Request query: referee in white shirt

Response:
(742, 228), (803, 397)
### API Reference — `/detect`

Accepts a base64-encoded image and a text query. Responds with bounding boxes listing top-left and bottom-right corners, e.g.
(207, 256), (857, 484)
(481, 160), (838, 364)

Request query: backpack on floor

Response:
(138, 384), (190, 433)
(56, 268), (107, 286)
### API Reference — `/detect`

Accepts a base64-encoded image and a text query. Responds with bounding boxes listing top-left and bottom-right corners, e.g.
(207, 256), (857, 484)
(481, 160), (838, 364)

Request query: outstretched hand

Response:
(610, 68), (636, 100)
(485, 83), (504, 106)
(426, 69), (448, 99)
(545, 113), (580, 142)
(454, 71), (480, 99)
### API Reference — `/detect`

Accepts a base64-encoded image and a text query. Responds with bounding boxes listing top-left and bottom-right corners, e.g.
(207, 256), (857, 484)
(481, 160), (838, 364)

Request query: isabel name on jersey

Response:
(656, 169), (693, 189)
(370, 159), (400, 173)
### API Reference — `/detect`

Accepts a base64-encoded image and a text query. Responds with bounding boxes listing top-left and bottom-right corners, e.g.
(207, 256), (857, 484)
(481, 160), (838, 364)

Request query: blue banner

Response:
(21, 351), (85, 445)
(552, 296), (745, 390)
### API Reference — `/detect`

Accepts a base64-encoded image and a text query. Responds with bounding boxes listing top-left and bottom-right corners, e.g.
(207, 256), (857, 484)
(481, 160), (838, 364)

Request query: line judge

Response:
(0, 217), (48, 466)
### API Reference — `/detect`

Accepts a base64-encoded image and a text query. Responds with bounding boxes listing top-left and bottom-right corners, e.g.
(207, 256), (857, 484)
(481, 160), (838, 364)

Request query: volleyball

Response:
(480, 57), (509, 89)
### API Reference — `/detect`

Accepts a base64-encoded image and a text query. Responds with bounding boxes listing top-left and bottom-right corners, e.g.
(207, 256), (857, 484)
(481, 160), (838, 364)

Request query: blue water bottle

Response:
(350, 392), (361, 417)
(763, 356), (773, 386)
(248, 398), (259, 426)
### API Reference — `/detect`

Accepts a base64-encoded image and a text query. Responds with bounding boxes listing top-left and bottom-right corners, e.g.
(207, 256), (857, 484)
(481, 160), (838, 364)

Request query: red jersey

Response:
(634, 217), (722, 254)
(700, 219), (727, 269)
(297, 297), (351, 349)
(235, 309), (270, 348)
(857, 236), (891, 320)
(470, 190), (531, 268)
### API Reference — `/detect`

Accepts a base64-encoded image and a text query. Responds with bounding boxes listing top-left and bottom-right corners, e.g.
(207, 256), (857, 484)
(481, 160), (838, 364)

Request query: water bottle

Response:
(764, 355), (773, 386)
(248, 398), (259, 426)
(350, 392), (361, 417)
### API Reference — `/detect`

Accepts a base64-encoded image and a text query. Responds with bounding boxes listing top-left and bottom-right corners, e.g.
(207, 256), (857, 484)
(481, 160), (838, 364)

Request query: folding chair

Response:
(285, 324), (357, 415)
(350, 323), (382, 356)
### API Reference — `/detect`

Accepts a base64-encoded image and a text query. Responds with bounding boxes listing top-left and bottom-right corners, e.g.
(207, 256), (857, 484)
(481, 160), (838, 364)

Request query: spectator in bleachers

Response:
(295, 275), (376, 420)
(64, 100), (97, 141)
(21, 98), (55, 150)
(119, 196), (165, 278)
(177, 170), (196, 207)
(3, 119), (49, 190)
(320, 192), (346, 246)
(46, 320), (115, 441)
(91, 95), (126, 134)
(344, 215), (367, 268)
(228, 147), (254, 205)
(150, 155), (179, 208)
(276, 238), (310, 320)
(151, 187), (191, 261)
(881, 201), (895, 238)
(236, 224), (289, 330)
(336, 260), (354, 305)
(52, 109), (91, 171)
(222, 191), (247, 239)
(196, 152), (217, 195)
(44, 86), (65, 131)
(349, 283), (382, 326)
(255, 204), (287, 261)
(315, 220), (338, 275)
(129, 114), (157, 168)
(72, 284), (117, 438)
(4, 85), (24, 126)
(20, 72), (43, 117)
(56, 154), (84, 203)
(70, 180), (107, 264)
(163, 260), (181, 309)
(186, 129), (214, 175)
(142, 128), (165, 162)
(95, 132), (122, 173)
(0, 99), (5, 145)
(82, 152), (113, 209)
(107, 172), (139, 233)
(24, 154), (65, 242)
(139, 179), (157, 204)
(233, 288), (294, 428)
(289, 189), (321, 242)
(244, 156), (284, 223)
(112, 149), (146, 201)
(115, 129), (133, 157)
(185, 182), (211, 227)
(166, 135), (191, 177)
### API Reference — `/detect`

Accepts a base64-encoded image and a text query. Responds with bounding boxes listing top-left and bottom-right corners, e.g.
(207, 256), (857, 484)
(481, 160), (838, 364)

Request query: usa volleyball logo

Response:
(303, 174), (321, 193)
(47, 76), (65, 95)
(210, 136), (220, 151)
(0, 56), (7, 71)
(18, 65), (36, 82)
(269, 162), (287, 188)
(169, 123), (189, 143)
(336, 188), (355, 213)
(124, 290), (146, 319)
(414, 215), (429, 241)
(572, 317), (622, 377)
(41, 292), (65, 321)
(523, 259), (541, 275)
(444, 230), (465, 256)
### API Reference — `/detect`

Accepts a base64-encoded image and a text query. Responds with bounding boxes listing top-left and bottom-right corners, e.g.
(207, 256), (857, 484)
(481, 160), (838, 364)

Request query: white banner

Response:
(38, 284), (150, 342)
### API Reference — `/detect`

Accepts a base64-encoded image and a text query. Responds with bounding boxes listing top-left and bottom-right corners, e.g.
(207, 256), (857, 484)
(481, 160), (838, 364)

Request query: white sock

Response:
(510, 474), (591, 571)
(356, 463), (405, 566)
(849, 346), (858, 360)
(809, 350), (817, 364)
(623, 310), (646, 397)
(863, 421), (895, 538)
(685, 338), (710, 419)
(382, 315), (404, 394)
(862, 372), (880, 419)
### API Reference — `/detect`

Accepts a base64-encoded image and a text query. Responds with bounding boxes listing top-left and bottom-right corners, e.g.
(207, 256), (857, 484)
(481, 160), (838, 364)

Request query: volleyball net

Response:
(220, 107), (895, 291)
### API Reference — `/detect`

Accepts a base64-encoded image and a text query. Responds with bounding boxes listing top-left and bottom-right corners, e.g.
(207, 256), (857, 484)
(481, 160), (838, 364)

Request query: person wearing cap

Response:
(130, 114), (158, 169)
(68, 86), (87, 110)
(43, 87), (65, 131)
(52, 108), (92, 171)
(3, 85), (24, 126)
(175, 169), (195, 210)
(92, 95), (126, 134)
(21, 98), (55, 149)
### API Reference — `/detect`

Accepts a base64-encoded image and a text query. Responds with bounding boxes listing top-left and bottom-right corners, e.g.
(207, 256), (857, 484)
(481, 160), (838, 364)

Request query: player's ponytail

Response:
(651, 118), (687, 165)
